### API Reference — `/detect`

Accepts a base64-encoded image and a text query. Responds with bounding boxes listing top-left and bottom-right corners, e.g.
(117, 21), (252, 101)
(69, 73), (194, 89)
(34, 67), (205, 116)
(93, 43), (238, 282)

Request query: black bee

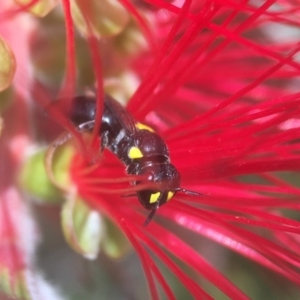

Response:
(69, 93), (200, 225)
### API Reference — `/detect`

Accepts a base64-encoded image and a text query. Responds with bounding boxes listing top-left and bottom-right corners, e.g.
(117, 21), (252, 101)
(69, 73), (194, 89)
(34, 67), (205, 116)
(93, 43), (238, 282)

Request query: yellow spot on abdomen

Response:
(150, 192), (161, 203)
(128, 146), (143, 159)
(136, 122), (154, 132)
(167, 191), (175, 201)
(149, 191), (174, 204)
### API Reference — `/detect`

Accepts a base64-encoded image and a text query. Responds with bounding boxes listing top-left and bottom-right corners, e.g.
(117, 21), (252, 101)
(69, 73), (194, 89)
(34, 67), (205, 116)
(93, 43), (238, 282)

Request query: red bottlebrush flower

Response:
(3, 0), (300, 299)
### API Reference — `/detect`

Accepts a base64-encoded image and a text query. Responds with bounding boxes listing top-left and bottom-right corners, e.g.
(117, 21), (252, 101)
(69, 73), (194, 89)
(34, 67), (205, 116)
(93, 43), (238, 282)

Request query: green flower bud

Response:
(14, 0), (59, 17)
(19, 148), (63, 204)
(0, 269), (30, 300)
(102, 218), (131, 259)
(0, 38), (16, 93)
(61, 195), (103, 260)
(71, 0), (130, 38)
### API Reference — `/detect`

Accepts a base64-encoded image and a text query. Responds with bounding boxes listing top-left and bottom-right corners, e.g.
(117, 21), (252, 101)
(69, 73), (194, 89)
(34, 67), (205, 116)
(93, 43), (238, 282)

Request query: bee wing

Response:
(104, 94), (138, 134)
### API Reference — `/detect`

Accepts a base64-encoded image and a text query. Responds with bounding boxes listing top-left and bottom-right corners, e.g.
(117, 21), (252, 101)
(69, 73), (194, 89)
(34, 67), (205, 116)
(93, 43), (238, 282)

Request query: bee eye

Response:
(136, 190), (155, 210)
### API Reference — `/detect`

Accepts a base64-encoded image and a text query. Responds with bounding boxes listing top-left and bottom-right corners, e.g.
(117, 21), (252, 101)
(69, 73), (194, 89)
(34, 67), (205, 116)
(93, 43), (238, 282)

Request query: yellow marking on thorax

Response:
(128, 146), (143, 159)
(136, 122), (154, 132)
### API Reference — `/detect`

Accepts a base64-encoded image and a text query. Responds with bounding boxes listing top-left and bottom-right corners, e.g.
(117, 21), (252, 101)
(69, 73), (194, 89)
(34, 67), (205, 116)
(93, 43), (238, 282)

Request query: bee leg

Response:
(100, 131), (109, 152)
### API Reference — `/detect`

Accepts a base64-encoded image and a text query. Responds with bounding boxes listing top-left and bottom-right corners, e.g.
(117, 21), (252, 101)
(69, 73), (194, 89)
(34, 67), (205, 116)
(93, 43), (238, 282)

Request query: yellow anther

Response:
(15, 0), (59, 17)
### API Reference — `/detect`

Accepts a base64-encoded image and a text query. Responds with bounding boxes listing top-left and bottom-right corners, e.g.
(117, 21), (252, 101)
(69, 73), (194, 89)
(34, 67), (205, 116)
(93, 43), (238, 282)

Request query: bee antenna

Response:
(78, 120), (95, 131)
(174, 188), (206, 196)
(143, 203), (159, 227)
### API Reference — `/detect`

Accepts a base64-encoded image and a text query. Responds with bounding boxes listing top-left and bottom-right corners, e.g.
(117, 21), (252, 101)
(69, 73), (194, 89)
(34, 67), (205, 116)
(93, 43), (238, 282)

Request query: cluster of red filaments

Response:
(5, 0), (300, 299)
(59, 1), (300, 299)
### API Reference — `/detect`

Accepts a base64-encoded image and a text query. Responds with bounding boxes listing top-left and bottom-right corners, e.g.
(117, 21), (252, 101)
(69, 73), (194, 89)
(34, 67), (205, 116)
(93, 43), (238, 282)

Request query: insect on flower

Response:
(69, 92), (202, 225)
